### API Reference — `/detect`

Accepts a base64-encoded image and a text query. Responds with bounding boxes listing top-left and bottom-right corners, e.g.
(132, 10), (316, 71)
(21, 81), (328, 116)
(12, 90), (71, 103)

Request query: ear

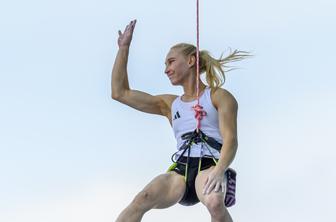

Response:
(188, 54), (196, 67)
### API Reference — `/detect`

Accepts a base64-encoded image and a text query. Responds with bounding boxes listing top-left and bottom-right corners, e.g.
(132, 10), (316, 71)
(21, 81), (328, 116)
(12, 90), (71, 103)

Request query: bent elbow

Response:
(111, 93), (120, 100)
(111, 90), (123, 101)
(111, 90), (127, 101)
(227, 136), (238, 148)
(233, 137), (238, 147)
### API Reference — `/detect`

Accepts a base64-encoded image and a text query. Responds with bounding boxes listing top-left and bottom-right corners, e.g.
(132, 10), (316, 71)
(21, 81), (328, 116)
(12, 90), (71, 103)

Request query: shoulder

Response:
(157, 94), (178, 106)
(156, 94), (178, 116)
(210, 88), (238, 111)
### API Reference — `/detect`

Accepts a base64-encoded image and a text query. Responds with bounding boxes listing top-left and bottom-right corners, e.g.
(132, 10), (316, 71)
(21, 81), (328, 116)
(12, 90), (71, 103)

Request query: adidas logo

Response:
(173, 111), (181, 120)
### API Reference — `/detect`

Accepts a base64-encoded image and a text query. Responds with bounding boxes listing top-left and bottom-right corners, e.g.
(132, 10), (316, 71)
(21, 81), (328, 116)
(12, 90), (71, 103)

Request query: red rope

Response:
(193, 0), (206, 131)
(196, 0), (200, 103)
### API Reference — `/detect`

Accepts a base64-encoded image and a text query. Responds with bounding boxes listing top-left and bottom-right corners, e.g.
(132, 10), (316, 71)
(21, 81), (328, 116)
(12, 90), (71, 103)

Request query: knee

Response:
(204, 195), (225, 216)
(131, 190), (155, 211)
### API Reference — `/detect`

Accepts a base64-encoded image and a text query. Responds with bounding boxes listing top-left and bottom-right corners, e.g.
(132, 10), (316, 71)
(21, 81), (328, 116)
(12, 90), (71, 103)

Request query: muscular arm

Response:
(111, 46), (130, 97)
(212, 88), (238, 171)
(202, 88), (239, 194)
(111, 20), (176, 119)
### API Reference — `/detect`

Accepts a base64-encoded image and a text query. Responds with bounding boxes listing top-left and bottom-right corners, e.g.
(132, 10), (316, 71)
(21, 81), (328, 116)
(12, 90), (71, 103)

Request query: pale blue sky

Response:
(1, 0), (335, 221)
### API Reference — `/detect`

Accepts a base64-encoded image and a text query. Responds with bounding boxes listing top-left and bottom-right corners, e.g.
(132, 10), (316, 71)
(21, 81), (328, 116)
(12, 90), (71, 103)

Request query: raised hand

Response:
(118, 20), (137, 48)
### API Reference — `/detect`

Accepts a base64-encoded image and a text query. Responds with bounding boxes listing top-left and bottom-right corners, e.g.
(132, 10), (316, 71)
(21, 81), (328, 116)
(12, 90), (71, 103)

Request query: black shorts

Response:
(170, 156), (217, 206)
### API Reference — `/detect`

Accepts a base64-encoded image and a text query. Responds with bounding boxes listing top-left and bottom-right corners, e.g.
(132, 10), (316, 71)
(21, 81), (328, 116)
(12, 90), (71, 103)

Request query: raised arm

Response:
(111, 20), (176, 118)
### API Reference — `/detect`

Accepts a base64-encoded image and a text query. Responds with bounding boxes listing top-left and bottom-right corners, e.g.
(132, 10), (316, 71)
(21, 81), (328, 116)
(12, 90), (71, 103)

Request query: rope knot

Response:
(193, 104), (207, 129)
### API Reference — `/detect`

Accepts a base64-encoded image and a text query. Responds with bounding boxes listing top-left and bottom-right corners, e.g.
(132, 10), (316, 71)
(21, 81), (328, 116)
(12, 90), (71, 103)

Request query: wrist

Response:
(119, 45), (130, 50)
(215, 162), (228, 172)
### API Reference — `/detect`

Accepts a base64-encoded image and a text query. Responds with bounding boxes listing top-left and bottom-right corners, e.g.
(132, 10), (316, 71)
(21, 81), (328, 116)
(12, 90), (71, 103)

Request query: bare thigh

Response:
(194, 167), (233, 222)
(194, 166), (225, 204)
(133, 171), (186, 209)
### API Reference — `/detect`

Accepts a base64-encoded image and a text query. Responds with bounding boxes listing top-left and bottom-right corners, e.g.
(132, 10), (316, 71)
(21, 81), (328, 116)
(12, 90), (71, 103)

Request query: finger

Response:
(203, 184), (208, 195)
(123, 24), (129, 33)
(214, 182), (221, 192)
(221, 182), (226, 193)
(131, 20), (136, 29)
(202, 177), (209, 194)
(205, 182), (215, 194)
(126, 23), (134, 32)
(208, 183), (216, 194)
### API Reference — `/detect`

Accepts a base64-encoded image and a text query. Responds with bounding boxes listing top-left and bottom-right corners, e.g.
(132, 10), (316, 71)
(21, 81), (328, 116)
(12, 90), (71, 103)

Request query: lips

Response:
(167, 73), (174, 79)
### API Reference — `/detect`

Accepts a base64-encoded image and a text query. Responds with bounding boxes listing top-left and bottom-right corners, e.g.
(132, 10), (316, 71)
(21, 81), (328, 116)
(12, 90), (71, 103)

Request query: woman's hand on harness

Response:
(118, 19), (136, 48)
(202, 166), (227, 195)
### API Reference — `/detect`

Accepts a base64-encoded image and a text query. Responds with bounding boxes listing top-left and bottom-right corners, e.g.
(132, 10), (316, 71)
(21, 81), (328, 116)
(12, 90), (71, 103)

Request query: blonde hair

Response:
(171, 43), (251, 91)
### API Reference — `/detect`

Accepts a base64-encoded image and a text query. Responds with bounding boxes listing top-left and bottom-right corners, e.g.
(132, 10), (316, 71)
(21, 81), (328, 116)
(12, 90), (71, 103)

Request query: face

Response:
(164, 49), (194, 85)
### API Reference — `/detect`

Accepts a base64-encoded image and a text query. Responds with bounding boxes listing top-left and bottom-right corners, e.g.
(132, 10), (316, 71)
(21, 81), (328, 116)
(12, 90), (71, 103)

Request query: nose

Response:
(165, 66), (170, 75)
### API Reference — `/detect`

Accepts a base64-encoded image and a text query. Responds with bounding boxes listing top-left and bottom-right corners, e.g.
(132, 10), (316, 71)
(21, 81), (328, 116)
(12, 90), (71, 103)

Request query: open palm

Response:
(118, 20), (136, 48)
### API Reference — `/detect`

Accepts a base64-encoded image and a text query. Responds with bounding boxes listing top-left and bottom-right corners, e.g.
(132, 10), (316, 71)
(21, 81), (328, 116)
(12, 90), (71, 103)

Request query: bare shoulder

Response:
(156, 94), (178, 117)
(157, 94), (178, 105)
(210, 88), (238, 110)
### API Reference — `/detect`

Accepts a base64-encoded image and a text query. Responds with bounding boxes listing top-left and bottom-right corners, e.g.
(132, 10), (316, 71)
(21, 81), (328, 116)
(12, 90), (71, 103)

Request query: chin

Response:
(169, 80), (180, 86)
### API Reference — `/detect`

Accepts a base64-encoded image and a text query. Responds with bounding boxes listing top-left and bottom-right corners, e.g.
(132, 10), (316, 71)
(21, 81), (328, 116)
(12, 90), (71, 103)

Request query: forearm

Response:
(111, 46), (131, 99)
(216, 138), (238, 172)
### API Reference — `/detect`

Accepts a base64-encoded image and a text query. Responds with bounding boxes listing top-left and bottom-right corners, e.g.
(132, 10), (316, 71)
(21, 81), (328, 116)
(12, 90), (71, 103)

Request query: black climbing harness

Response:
(167, 129), (237, 207)
(169, 129), (222, 181)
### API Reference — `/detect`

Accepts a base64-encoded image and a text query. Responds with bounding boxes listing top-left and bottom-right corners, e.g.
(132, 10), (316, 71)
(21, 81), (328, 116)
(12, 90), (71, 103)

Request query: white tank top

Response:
(171, 87), (222, 158)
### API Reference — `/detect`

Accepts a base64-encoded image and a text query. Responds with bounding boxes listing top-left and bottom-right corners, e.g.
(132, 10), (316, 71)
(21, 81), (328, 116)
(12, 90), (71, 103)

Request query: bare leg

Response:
(195, 166), (233, 222)
(115, 171), (186, 222)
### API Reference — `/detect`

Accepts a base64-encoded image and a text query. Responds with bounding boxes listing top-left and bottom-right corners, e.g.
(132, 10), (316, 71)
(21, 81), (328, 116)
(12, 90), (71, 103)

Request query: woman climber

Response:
(112, 19), (249, 222)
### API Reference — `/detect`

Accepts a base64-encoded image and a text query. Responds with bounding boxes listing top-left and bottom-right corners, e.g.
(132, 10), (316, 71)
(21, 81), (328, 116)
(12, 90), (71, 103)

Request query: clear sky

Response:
(1, 0), (335, 221)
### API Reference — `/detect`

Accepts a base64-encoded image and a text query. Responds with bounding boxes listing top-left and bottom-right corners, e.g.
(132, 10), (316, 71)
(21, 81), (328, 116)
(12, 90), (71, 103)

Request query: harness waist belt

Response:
(180, 129), (222, 151)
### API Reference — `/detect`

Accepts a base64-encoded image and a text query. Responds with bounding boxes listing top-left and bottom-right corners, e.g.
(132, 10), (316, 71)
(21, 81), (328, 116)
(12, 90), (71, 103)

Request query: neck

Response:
(182, 80), (206, 98)
(179, 69), (206, 99)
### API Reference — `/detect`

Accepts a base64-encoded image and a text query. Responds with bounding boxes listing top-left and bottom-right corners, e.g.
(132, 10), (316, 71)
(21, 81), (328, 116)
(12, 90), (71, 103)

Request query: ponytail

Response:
(171, 43), (251, 91)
